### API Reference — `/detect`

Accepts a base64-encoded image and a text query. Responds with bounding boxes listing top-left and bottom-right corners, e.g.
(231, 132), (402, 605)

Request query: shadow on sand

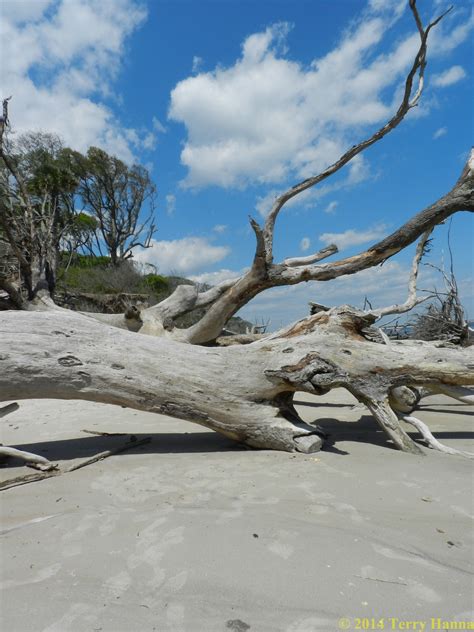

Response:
(2, 408), (472, 467)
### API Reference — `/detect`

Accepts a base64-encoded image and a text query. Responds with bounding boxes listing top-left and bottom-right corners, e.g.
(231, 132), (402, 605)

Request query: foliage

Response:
(140, 273), (169, 294)
(59, 253), (111, 269)
(0, 103), (159, 305)
(57, 257), (170, 304)
(0, 129), (82, 300)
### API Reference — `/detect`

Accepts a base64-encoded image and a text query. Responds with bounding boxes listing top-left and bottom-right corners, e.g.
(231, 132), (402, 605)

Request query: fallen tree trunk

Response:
(1, 307), (472, 456)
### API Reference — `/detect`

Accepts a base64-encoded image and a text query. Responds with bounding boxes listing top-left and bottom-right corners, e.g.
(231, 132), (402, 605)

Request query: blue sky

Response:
(1, 0), (473, 327)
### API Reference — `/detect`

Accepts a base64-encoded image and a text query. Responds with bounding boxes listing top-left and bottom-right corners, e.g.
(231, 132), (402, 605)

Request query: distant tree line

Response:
(0, 121), (157, 308)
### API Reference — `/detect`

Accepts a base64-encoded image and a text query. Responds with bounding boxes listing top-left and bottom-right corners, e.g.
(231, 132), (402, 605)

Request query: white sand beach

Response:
(1, 391), (473, 632)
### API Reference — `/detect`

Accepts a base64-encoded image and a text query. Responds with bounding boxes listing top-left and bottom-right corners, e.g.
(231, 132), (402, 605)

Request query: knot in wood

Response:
(58, 355), (83, 367)
(265, 353), (343, 391)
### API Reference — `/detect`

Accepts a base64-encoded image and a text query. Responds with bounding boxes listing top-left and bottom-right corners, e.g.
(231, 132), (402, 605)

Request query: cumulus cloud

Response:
(0, 0), (150, 162)
(190, 268), (246, 286)
(152, 117), (167, 134)
(319, 224), (388, 250)
(324, 201), (339, 215)
(169, 2), (472, 192)
(133, 237), (230, 275)
(255, 156), (369, 217)
(433, 127), (447, 140)
(430, 12), (474, 55)
(213, 224), (228, 234)
(300, 237), (311, 252)
(192, 56), (203, 73)
(169, 16), (391, 189)
(432, 65), (466, 88)
(0, 0), (52, 23)
(165, 194), (176, 216)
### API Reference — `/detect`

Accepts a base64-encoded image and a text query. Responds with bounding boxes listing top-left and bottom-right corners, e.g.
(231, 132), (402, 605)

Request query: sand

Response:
(1, 390), (473, 632)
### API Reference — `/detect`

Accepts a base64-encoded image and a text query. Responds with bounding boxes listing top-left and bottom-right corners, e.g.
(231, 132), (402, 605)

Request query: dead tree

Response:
(410, 229), (469, 345)
(1, 1), (473, 467)
(78, 147), (157, 266)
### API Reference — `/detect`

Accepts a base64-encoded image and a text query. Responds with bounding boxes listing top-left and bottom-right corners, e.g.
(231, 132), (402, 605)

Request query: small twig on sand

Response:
(81, 429), (129, 437)
(0, 402), (19, 418)
(0, 446), (57, 471)
(0, 469), (60, 491)
(66, 437), (151, 472)
(0, 436), (152, 491)
(354, 575), (407, 586)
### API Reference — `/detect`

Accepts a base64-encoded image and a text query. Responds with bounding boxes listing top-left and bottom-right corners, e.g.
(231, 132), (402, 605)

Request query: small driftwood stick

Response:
(0, 402), (19, 418)
(0, 469), (60, 491)
(81, 429), (129, 437)
(0, 436), (152, 491)
(0, 402), (57, 470)
(402, 415), (473, 458)
(66, 436), (151, 472)
(0, 446), (57, 471)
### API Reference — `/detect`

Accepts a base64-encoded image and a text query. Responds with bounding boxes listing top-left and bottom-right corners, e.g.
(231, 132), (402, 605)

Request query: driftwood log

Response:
(1, 306), (472, 459)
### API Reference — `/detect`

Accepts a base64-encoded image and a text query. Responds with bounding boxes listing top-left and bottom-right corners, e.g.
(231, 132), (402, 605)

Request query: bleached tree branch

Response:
(367, 228), (433, 319)
(282, 244), (338, 267)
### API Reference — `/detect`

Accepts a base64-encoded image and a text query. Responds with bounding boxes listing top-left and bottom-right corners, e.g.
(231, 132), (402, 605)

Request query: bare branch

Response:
(282, 244), (338, 267)
(274, 152), (473, 287)
(249, 216), (266, 271)
(402, 414), (473, 458)
(368, 228), (433, 319)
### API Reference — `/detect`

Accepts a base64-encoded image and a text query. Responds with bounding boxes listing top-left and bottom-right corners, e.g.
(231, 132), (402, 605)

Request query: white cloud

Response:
(134, 237), (230, 275)
(213, 224), (227, 234)
(152, 117), (167, 134)
(300, 237), (311, 252)
(190, 268), (246, 286)
(169, 3), (471, 192)
(169, 15), (394, 189)
(319, 224), (388, 250)
(430, 12), (474, 56)
(255, 156), (369, 217)
(165, 194), (176, 216)
(0, 0), (149, 162)
(0, 0), (52, 23)
(432, 65), (466, 88)
(192, 56), (203, 73)
(433, 127), (447, 140)
(324, 201), (339, 215)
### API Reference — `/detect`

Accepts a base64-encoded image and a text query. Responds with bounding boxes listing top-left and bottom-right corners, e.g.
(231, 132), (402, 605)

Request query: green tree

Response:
(0, 100), (84, 304)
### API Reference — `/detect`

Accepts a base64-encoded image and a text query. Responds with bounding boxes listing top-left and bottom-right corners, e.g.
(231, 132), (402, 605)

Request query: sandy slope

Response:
(1, 390), (473, 632)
